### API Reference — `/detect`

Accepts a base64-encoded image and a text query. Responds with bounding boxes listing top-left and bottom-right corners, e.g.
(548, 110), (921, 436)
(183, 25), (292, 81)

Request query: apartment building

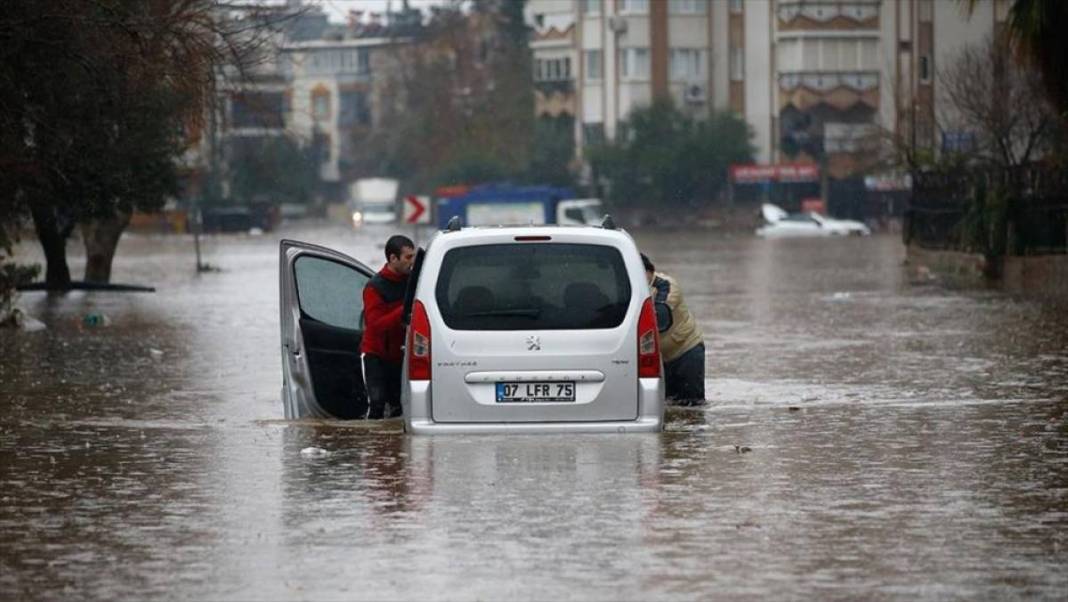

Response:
(525, 0), (1008, 178)
(199, 2), (411, 205)
(281, 37), (399, 192)
(530, 0), (579, 120)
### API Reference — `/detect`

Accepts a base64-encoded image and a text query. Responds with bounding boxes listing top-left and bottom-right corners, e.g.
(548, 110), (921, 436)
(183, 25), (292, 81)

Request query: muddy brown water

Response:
(2, 224), (1066, 600)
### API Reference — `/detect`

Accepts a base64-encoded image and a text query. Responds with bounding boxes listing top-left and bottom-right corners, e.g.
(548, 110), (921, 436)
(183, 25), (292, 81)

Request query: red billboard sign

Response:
(730, 163), (820, 184)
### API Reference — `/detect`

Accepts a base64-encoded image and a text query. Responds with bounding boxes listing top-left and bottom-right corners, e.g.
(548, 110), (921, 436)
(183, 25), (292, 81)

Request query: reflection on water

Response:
(1, 226), (1066, 599)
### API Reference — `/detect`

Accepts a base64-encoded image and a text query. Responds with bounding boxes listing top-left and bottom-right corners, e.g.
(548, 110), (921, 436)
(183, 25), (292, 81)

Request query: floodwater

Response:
(2, 224), (1066, 600)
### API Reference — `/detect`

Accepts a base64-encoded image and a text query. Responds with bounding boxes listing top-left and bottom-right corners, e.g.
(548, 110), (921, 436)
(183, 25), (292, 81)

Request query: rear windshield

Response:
(435, 243), (632, 330)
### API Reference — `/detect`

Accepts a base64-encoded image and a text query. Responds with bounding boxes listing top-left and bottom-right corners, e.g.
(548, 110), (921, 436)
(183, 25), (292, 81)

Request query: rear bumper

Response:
(403, 377), (664, 435)
(406, 417), (662, 434)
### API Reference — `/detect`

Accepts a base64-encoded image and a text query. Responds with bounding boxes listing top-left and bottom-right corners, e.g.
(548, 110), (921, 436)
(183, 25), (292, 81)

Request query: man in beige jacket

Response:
(642, 253), (706, 406)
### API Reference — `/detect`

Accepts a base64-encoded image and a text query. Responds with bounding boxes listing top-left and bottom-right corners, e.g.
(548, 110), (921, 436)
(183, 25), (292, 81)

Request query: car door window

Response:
(294, 256), (368, 331)
(563, 207), (585, 222)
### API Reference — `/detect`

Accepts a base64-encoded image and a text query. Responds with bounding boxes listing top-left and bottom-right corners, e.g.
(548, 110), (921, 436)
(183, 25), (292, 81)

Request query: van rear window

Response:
(435, 243), (632, 330)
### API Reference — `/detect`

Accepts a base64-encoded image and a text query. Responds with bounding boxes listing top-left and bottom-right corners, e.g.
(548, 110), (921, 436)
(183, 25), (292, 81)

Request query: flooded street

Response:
(2, 224), (1067, 600)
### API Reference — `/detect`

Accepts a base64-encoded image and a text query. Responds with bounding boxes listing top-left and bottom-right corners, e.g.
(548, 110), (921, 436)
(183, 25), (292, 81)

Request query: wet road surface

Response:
(2, 224), (1066, 600)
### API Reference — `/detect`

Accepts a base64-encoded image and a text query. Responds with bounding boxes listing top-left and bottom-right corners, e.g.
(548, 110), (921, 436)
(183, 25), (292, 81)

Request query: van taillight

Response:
(637, 297), (661, 378)
(408, 300), (431, 381)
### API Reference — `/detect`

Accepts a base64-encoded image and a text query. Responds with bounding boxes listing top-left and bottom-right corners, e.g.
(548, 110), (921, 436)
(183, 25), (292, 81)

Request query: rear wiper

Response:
(463, 308), (541, 318)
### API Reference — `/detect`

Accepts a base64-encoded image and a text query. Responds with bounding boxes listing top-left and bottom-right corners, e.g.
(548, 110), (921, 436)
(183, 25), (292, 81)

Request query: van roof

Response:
(436, 224), (629, 240)
(424, 225), (635, 253)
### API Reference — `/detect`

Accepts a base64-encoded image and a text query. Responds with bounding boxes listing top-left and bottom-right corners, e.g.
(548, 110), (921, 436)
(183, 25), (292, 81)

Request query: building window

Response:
(620, 47), (650, 80)
(729, 47), (744, 82)
(581, 0), (602, 16)
(585, 49), (603, 81)
(311, 88), (330, 121)
(583, 123), (605, 146)
(860, 39), (878, 70)
(311, 131), (330, 165)
(669, 48), (703, 81)
(729, 0), (744, 14)
(535, 57), (572, 82)
(620, 0), (648, 15)
(669, 0), (706, 14)
(338, 90), (370, 126)
(919, 55), (931, 83)
(231, 92), (285, 128)
(918, 0), (933, 23)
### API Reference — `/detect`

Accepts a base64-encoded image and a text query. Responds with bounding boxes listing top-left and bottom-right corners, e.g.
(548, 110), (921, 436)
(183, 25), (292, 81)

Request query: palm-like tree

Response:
(966, 0), (1068, 115)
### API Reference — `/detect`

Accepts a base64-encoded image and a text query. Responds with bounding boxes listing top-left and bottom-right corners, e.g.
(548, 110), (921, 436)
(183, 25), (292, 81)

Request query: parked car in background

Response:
(200, 204), (277, 233)
(756, 203), (871, 238)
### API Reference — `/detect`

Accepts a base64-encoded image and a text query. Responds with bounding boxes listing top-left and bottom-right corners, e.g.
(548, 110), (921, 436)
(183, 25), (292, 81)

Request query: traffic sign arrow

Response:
(404, 195), (430, 224)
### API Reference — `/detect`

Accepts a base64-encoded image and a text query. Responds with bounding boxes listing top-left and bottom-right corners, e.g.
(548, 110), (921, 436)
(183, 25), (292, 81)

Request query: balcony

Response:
(534, 79), (575, 95)
(777, 1), (880, 31)
(779, 71), (880, 111)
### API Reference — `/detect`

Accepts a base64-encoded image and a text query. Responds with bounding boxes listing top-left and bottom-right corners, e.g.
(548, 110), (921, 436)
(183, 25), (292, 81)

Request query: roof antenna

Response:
(600, 214), (616, 230)
(446, 216), (462, 232)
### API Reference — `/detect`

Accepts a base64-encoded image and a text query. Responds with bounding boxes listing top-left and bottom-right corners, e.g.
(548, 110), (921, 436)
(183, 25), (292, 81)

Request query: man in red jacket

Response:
(362, 235), (416, 419)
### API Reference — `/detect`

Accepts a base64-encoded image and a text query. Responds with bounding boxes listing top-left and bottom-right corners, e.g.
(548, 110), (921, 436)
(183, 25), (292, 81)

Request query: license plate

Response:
(496, 381), (575, 403)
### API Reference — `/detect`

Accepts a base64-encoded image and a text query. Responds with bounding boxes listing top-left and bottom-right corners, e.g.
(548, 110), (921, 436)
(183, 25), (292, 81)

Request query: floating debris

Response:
(300, 446), (330, 458)
(82, 313), (111, 328)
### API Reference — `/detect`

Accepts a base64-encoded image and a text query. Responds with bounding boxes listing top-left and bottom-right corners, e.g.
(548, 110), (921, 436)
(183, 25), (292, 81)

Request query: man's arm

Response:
(651, 276), (673, 333)
(363, 286), (403, 332)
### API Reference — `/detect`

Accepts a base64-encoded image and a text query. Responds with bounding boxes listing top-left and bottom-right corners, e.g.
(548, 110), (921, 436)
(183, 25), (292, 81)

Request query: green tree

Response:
(526, 114), (577, 187)
(229, 137), (320, 205)
(587, 101), (754, 208)
(367, 0), (534, 189)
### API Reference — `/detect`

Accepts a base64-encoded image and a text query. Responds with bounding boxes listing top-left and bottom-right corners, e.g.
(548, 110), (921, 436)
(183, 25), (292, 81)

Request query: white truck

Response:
(349, 178), (399, 227)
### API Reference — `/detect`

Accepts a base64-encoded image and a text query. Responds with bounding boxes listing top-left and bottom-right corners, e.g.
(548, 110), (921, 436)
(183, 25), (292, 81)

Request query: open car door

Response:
(280, 239), (375, 419)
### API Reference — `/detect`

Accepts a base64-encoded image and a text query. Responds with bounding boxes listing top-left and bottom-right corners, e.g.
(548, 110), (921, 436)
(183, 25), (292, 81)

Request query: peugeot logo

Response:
(526, 335), (541, 351)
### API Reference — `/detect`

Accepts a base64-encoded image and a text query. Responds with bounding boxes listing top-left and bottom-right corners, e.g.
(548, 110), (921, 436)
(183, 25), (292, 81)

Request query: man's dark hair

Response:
(640, 253), (655, 272)
(385, 235), (415, 261)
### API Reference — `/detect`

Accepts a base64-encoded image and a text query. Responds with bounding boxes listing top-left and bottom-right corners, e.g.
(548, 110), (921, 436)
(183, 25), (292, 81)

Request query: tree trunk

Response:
(81, 210), (131, 284)
(29, 204), (72, 290)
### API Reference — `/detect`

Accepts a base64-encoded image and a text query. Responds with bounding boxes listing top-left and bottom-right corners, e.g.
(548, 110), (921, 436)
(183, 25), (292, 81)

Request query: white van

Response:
(349, 178), (398, 227)
(401, 222), (664, 434)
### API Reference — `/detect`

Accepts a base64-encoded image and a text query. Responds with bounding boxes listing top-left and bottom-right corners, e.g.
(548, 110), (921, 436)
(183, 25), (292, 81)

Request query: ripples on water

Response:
(2, 226), (1066, 600)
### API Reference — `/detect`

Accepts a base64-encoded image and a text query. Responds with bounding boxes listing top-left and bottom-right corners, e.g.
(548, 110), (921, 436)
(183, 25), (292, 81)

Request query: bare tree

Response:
(355, 0), (534, 188)
(0, 0), (292, 288)
(937, 32), (1056, 168)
